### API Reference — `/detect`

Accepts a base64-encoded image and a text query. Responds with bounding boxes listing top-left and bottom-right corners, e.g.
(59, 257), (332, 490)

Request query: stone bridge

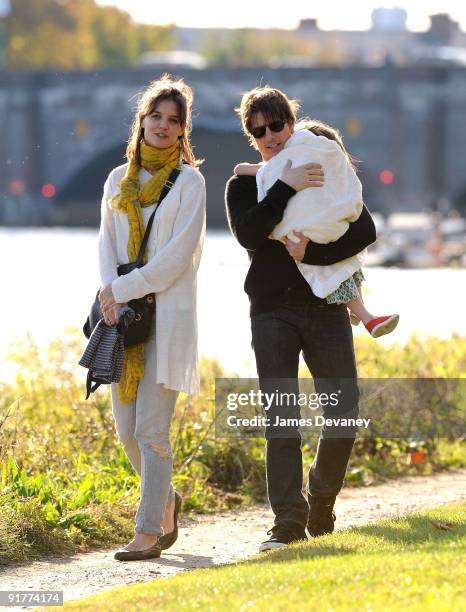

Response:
(1, 65), (466, 226)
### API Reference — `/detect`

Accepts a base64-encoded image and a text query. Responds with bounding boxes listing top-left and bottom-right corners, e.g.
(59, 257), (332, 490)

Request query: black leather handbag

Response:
(83, 167), (180, 347)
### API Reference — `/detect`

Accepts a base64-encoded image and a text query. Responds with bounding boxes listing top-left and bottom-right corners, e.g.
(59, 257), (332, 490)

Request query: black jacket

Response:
(225, 175), (377, 315)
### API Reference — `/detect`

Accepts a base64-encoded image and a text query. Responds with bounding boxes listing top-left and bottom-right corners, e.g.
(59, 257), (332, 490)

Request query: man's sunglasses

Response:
(250, 120), (286, 139)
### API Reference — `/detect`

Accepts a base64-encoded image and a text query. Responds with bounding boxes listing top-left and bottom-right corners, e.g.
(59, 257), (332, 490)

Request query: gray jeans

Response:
(110, 334), (179, 536)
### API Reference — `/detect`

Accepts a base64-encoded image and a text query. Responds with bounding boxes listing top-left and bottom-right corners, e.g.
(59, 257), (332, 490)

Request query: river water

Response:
(1, 228), (465, 381)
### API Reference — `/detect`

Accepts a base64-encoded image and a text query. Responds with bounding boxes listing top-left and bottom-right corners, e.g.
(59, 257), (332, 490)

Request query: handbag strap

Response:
(134, 167), (181, 267)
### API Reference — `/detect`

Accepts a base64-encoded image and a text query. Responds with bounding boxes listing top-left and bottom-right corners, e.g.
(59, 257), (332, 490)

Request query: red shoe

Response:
(365, 314), (399, 338)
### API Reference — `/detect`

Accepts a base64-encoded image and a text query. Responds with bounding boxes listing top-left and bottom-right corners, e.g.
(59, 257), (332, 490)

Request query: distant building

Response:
(294, 15), (417, 66)
(427, 13), (461, 45)
(371, 7), (408, 31)
(0, 0), (10, 17)
(174, 8), (466, 68)
(138, 50), (207, 69)
(0, 0), (10, 67)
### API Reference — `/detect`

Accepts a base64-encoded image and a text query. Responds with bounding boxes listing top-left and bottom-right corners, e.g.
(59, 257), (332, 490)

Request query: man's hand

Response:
(284, 232), (310, 262)
(281, 160), (324, 192)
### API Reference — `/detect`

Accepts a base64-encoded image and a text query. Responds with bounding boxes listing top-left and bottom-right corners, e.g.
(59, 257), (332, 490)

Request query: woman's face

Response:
(250, 111), (294, 161)
(141, 99), (184, 149)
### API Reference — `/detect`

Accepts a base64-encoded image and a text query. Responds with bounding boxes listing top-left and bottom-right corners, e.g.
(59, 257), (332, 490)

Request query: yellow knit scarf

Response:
(111, 139), (181, 405)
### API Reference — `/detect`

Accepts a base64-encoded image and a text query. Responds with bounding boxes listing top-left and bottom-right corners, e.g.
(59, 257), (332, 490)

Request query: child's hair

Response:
(126, 73), (202, 167)
(235, 86), (299, 149)
(296, 117), (358, 169)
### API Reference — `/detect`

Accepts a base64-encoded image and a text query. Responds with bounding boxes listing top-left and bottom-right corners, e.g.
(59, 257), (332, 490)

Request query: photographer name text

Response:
(226, 415), (371, 428)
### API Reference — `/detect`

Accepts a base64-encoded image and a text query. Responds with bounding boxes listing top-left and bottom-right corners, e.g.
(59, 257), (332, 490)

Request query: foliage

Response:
(200, 28), (311, 67)
(351, 332), (466, 378)
(0, 330), (465, 563)
(199, 28), (352, 67)
(4, 0), (174, 69)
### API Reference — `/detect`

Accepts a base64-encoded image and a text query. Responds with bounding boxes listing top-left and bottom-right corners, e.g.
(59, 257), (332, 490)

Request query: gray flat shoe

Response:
(114, 539), (161, 561)
(159, 491), (182, 550)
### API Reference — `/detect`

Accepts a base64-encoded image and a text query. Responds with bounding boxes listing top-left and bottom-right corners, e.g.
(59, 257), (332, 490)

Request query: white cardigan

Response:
(257, 130), (365, 298)
(98, 162), (206, 395)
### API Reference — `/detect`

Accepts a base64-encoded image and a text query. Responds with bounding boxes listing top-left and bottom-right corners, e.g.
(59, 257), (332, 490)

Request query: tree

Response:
(201, 28), (312, 67)
(4, 0), (174, 69)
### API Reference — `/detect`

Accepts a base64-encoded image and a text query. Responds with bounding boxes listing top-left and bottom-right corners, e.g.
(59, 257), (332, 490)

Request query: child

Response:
(234, 120), (399, 338)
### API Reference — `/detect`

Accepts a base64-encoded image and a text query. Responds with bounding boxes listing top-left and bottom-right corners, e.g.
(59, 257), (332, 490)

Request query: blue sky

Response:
(96, 1), (466, 31)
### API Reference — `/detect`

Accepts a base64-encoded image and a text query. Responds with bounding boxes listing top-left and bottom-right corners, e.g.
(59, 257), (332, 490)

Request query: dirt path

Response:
(1, 469), (465, 608)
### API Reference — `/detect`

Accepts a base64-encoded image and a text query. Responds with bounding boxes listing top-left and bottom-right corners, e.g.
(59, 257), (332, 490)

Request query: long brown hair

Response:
(126, 74), (202, 167)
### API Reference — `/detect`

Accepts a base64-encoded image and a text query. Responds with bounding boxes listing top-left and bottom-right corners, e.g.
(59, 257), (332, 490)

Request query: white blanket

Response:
(256, 130), (365, 298)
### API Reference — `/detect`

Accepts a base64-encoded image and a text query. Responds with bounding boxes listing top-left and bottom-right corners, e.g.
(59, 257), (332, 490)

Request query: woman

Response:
(98, 74), (205, 561)
(226, 86), (376, 552)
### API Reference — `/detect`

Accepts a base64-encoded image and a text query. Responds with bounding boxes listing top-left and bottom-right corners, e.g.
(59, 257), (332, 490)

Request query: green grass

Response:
(1, 331), (465, 565)
(58, 502), (466, 612)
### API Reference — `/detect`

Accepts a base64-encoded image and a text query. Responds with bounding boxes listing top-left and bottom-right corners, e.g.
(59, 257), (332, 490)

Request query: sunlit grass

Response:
(59, 502), (466, 612)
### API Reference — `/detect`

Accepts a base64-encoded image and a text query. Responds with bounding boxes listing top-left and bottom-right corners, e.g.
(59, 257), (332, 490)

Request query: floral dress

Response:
(326, 269), (365, 304)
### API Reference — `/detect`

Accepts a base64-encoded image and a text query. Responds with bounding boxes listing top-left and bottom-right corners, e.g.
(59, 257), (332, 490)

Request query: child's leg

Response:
(327, 270), (398, 337)
(346, 295), (376, 325)
(347, 296), (399, 337)
(349, 286), (363, 325)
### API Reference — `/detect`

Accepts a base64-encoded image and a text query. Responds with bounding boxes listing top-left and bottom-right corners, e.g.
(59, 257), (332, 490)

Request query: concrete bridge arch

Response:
(53, 125), (254, 226)
(2, 66), (466, 226)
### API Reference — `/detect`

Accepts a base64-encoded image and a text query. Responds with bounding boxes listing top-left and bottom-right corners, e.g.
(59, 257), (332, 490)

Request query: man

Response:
(225, 86), (376, 552)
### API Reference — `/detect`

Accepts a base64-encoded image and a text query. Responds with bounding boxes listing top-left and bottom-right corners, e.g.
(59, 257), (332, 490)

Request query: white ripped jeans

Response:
(110, 334), (179, 536)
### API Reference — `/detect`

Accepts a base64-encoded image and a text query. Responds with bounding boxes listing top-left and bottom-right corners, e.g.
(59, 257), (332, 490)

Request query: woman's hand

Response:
(99, 284), (116, 311)
(102, 304), (121, 326)
(284, 232), (310, 262)
(281, 160), (324, 192)
(99, 284), (123, 325)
